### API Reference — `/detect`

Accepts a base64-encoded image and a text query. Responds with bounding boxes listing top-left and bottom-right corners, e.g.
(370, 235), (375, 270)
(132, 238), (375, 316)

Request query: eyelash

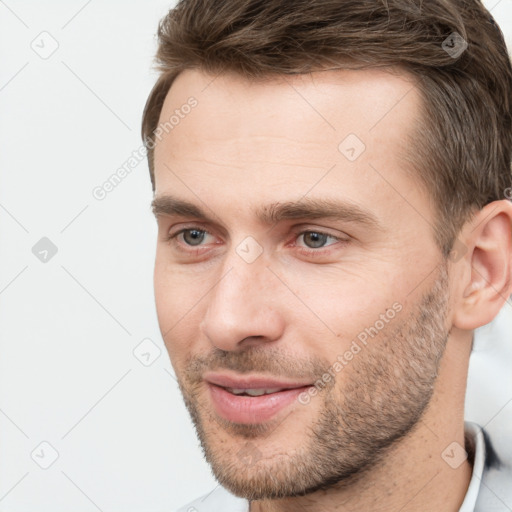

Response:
(164, 227), (346, 257)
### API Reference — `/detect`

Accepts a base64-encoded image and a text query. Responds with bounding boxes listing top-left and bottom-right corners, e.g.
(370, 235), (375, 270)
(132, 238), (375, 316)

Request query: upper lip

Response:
(204, 372), (313, 390)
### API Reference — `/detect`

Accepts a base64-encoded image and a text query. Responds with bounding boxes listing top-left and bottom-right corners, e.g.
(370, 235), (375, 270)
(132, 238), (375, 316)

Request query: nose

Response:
(199, 254), (285, 352)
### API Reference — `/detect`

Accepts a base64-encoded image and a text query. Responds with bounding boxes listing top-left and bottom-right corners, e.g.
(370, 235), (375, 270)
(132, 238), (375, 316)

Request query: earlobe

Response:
(453, 200), (512, 330)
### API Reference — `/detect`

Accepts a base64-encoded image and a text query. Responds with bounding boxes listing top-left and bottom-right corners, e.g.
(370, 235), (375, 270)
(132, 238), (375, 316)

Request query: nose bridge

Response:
(200, 246), (284, 349)
(211, 251), (271, 321)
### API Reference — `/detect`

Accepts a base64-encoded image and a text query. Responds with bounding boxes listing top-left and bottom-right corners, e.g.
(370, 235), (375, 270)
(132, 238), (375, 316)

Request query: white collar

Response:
(458, 421), (486, 512)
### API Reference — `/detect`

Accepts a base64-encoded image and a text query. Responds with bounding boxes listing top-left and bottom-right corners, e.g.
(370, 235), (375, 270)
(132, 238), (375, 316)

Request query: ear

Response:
(452, 200), (512, 330)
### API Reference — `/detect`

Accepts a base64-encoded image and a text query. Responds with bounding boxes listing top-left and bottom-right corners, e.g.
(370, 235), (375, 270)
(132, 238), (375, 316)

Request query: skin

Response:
(152, 68), (512, 511)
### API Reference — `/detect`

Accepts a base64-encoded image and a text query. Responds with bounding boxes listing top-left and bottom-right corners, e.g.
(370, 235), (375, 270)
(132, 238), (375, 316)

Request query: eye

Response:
(167, 227), (215, 247)
(297, 230), (339, 249)
(181, 228), (207, 246)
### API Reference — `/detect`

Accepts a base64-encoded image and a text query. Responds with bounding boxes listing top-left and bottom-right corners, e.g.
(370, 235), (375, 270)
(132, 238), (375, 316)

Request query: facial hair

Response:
(173, 263), (450, 500)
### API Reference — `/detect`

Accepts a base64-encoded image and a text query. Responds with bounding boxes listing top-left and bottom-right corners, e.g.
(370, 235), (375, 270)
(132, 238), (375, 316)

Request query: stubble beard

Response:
(175, 263), (450, 500)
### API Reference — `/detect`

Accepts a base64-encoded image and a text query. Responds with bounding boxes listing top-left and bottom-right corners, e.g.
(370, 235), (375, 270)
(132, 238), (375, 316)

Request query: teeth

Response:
(227, 387), (284, 396)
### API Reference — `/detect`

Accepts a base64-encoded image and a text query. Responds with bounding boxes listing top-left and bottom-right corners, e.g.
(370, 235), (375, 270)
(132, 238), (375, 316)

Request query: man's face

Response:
(152, 68), (452, 498)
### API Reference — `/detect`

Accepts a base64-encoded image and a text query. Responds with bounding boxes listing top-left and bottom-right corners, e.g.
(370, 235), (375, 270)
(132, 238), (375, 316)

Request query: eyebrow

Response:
(151, 195), (381, 230)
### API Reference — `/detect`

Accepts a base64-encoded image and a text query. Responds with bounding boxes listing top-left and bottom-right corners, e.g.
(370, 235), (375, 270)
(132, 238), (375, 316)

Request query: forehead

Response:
(158, 66), (420, 130)
(152, 67), (428, 229)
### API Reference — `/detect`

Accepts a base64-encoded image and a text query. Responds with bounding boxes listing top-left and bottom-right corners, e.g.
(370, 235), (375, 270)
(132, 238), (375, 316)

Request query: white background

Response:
(0, 1), (511, 511)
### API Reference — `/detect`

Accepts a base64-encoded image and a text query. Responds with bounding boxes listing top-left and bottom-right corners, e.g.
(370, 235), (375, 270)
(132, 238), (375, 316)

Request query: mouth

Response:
(223, 387), (290, 396)
(204, 373), (314, 424)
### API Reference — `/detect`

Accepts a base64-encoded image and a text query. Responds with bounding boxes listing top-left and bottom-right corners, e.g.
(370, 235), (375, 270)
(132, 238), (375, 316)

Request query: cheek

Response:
(154, 256), (173, 325)
(153, 275), (194, 370)
(153, 256), (209, 354)
(154, 249), (194, 304)
(154, 256), (191, 340)
(280, 263), (402, 338)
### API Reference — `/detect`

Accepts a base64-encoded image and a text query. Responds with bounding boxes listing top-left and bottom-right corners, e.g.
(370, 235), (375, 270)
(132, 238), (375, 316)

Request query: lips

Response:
(204, 372), (313, 391)
(204, 372), (314, 424)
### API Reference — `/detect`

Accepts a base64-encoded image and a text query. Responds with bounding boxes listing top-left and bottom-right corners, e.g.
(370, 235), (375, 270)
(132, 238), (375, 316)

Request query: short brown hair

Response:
(142, 0), (512, 255)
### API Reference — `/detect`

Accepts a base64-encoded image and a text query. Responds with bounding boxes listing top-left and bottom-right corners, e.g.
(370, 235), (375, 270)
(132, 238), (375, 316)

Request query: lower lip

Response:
(207, 383), (313, 424)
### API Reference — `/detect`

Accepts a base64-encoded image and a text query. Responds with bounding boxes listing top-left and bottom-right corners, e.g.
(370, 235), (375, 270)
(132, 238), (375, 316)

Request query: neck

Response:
(250, 332), (473, 512)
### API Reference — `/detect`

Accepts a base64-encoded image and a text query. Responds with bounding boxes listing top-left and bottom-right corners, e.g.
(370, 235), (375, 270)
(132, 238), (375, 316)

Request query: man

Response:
(142, 0), (512, 510)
